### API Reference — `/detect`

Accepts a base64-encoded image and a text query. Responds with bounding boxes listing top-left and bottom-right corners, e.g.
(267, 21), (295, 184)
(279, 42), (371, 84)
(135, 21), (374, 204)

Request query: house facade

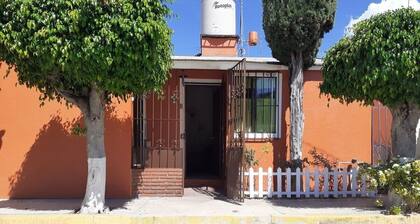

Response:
(0, 52), (375, 199)
(0, 0), (387, 199)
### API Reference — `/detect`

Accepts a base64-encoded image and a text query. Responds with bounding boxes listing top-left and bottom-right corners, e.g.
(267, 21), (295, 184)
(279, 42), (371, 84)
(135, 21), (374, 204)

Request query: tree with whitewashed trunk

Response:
(321, 8), (420, 159)
(0, 0), (172, 213)
(262, 0), (337, 167)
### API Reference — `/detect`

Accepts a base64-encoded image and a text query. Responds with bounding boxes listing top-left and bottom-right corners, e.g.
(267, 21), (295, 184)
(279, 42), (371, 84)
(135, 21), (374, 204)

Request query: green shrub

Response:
(389, 205), (402, 215)
(359, 158), (420, 213)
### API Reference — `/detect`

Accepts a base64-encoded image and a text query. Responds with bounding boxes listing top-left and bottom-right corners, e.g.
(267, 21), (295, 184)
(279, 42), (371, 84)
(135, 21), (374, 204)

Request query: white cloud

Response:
(345, 0), (420, 35)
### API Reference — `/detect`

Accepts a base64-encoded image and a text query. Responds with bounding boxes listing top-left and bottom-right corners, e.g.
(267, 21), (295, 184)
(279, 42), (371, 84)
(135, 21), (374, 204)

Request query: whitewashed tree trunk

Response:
(390, 103), (420, 159)
(79, 87), (107, 214)
(416, 120), (420, 160)
(57, 85), (107, 213)
(289, 52), (304, 165)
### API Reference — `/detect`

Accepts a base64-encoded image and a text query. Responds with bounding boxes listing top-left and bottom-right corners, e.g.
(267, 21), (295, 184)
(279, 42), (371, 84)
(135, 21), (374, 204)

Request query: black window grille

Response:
(132, 96), (145, 168)
(244, 72), (279, 139)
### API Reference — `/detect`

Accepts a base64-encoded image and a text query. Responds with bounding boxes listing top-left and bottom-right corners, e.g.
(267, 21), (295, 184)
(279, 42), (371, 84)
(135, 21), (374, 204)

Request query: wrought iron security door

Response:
(226, 58), (246, 201)
(132, 80), (183, 169)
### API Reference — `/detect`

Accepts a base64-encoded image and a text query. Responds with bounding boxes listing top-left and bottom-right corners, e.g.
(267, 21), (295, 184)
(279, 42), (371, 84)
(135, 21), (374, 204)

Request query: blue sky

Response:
(166, 0), (383, 58)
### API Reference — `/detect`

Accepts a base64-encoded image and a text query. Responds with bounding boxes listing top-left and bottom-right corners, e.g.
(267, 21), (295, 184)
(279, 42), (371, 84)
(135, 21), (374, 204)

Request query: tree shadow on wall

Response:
(0, 129), (5, 150)
(1, 106), (131, 211)
(7, 115), (86, 200)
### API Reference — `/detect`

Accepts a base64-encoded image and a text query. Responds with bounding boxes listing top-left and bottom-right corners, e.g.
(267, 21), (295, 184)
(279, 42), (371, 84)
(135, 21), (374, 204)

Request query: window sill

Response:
(233, 132), (280, 141)
(244, 133), (279, 139)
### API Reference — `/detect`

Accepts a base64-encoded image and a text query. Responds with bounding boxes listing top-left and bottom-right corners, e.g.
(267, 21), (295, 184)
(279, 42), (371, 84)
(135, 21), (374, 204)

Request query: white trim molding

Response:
(171, 56), (322, 71)
(183, 78), (222, 85)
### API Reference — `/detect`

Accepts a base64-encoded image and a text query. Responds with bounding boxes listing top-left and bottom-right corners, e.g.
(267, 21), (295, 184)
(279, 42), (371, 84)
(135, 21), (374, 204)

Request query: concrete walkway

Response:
(0, 188), (382, 216)
(0, 188), (418, 223)
(114, 188), (384, 217)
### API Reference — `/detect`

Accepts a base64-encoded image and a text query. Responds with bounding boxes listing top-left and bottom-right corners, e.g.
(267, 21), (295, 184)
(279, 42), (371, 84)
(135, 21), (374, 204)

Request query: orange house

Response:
(0, 41), (382, 199)
(0, 1), (391, 199)
(129, 49), (374, 198)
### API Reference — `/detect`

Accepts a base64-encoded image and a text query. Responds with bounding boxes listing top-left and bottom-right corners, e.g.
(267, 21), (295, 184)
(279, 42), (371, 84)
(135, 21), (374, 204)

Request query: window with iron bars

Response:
(244, 72), (281, 140)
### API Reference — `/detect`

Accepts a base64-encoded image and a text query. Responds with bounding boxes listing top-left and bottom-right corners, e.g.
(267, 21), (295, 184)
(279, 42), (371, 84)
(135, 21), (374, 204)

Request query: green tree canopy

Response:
(321, 8), (420, 107)
(263, 0), (336, 165)
(0, 0), (173, 213)
(321, 8), (420, 159)
(0, 0), (172, 102)
(263, 0), (336, 68)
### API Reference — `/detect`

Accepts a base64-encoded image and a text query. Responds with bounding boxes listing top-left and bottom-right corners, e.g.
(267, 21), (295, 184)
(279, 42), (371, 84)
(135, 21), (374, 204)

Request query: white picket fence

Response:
(244, 167), (376, 199)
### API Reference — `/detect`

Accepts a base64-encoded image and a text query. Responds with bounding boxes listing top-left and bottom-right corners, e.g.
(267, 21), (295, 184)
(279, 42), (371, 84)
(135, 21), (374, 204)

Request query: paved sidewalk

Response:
(113, 188), (384, 217)
(0, 188), (418, 223)
(0, 188), (383, 216)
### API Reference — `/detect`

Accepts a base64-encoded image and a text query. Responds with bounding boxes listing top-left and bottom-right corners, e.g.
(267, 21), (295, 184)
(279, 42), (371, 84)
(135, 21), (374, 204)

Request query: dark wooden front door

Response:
(185, 85), (223, 179)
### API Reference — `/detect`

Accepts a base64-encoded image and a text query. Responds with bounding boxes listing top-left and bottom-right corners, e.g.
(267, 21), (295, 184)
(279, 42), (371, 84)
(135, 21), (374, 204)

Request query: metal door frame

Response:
(180, 77), (224, 181)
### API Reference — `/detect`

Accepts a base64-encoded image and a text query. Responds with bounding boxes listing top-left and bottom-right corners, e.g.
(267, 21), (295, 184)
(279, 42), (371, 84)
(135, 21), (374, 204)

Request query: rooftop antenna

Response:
(239, 0), (245, 57)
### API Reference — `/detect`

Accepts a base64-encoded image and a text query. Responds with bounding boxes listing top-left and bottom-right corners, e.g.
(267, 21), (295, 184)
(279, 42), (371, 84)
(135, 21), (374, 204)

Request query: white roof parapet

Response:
(171, 56), (322, 71)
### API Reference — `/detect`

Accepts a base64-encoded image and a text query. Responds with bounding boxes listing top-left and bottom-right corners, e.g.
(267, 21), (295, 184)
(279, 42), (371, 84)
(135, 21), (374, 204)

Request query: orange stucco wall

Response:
(247, 70), (372, 170)
(0, 64), (372, 198)
(0, 66), (132, 199)
(301, 70), (371, 164)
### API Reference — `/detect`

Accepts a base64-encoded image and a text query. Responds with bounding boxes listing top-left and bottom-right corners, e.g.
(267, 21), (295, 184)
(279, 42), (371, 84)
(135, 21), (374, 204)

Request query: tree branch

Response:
(55, 88), (90, 115)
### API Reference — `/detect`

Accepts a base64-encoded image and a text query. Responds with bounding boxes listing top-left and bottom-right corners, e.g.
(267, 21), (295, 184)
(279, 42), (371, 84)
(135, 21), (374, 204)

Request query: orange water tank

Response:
(248, 31), (258, 46)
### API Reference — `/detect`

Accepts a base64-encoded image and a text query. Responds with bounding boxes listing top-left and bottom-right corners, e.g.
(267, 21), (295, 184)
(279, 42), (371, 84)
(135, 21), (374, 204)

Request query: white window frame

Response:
(244, 72), (282, 139)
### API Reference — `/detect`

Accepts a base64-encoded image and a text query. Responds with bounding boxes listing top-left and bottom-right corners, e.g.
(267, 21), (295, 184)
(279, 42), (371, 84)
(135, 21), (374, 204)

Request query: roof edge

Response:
(171, 56), (323, 70)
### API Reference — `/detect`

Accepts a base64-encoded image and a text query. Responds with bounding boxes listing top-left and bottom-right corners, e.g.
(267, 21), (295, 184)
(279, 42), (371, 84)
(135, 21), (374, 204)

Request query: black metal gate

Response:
(226, 59), (246, 200)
